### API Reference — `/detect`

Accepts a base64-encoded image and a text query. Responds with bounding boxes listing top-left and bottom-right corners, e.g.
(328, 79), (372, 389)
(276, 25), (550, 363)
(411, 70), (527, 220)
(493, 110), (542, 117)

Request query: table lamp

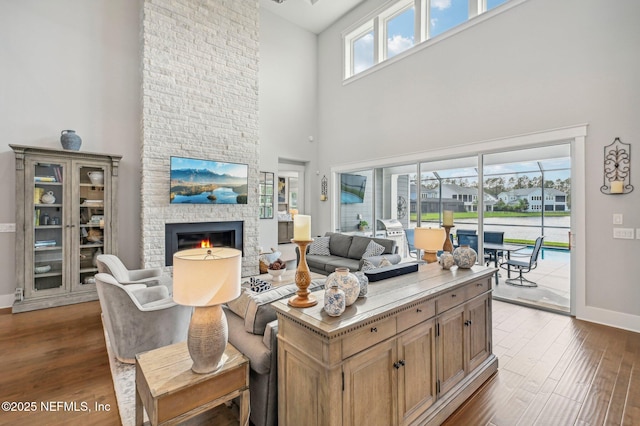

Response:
(173, 247), (241, 374)
(414, 227), (446, 263)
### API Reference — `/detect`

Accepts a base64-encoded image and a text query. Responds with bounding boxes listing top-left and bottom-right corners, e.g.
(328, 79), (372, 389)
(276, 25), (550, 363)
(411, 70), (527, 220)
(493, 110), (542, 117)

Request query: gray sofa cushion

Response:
(326, 232), (353, 258)
(347, 235), (396, 259)
(225, 306), (272, 375)
(323, 257), (362, 274)
(307, 254), (347, 272)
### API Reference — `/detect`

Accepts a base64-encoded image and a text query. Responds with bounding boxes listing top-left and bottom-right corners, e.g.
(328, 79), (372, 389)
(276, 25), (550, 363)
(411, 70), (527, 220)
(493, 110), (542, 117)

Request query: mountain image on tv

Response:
(170, 157), (248, 204)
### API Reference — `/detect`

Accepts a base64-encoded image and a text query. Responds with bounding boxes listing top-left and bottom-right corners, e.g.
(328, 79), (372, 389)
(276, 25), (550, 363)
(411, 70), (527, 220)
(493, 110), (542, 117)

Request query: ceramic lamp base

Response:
(187, 305), (228, 374)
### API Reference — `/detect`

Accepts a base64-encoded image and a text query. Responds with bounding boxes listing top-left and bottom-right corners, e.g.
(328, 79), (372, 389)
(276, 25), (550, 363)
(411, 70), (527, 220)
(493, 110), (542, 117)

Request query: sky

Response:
(171, 156), (248, 177)
(353, 0), (508, 74)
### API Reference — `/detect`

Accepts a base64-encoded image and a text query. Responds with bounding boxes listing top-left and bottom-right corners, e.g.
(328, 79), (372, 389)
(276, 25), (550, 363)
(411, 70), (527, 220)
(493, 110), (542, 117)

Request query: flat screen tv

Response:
(340, 173), (367, 204)
(170, 156), (248, 204)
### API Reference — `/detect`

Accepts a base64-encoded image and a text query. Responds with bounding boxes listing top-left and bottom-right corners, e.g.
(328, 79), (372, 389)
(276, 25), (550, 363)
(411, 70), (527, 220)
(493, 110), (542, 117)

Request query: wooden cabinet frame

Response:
(11, 145), (121, 313)
(274, 264), (498, 426)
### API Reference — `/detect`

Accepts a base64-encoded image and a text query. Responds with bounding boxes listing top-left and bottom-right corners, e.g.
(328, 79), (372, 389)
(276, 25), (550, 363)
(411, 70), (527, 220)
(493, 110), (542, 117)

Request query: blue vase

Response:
(60, 130), (82, 151)
(324, 283), (345, 317)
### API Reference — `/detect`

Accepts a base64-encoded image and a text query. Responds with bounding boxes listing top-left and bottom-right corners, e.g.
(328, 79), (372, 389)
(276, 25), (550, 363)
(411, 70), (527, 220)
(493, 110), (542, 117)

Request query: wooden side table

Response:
(136, 341), (249, 425)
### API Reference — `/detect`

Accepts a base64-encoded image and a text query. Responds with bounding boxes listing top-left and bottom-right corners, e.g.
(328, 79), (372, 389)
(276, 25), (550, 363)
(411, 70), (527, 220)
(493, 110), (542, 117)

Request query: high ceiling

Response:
(260, 0), (366, 34)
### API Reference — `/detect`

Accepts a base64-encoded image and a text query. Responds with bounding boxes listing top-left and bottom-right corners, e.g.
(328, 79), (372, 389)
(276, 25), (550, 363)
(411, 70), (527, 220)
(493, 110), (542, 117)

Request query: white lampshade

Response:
(173, 247), (241, 307)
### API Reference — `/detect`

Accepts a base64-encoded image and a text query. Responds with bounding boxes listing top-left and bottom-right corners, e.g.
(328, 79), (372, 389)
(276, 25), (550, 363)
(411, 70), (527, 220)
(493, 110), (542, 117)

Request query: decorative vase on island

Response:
(326, 267), (360, 306)
(439, 251), (455, 270)
(453, 245), (477, 269)
(60, 130), (82, 151)
(354, 271), (368, 297)
(324, 282), (346, 317)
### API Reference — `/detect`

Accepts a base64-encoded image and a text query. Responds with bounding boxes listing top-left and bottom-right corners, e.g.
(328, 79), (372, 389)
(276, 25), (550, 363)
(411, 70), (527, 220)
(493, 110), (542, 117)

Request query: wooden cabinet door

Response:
(343, 339), (397, 426)
(437, 305), (466, 395)
(398, 318), (437, 425)
(466, 294), (491, 373)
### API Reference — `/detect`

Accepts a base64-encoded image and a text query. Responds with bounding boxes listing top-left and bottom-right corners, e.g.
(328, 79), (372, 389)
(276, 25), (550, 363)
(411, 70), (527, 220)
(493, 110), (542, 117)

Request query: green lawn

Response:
(410, 211), (570, 221)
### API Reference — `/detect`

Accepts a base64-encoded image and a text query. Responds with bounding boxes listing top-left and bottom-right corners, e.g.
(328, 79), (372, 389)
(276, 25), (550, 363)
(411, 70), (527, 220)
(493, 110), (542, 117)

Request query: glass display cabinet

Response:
(11, 145), (121, 313)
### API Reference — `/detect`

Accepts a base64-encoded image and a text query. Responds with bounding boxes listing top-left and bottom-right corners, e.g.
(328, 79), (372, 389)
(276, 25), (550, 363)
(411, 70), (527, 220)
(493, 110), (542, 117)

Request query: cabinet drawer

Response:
(342, 317), (396, 359)
(467, 279), (490, 300)
(436, 286), (467, 313)
(397, 300), (436, 332)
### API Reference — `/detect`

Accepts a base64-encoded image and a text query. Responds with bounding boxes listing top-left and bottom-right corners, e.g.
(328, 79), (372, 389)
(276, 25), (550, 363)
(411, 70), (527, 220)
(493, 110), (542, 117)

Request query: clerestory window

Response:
(344, 0), (519, 80)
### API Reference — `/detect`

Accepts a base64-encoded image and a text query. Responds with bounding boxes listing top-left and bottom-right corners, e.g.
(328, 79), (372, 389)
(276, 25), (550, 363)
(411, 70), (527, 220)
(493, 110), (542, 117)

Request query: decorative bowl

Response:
(34, 265), (51, 274)
(87, 171), (104, 185)
(268, 268), (286, 282)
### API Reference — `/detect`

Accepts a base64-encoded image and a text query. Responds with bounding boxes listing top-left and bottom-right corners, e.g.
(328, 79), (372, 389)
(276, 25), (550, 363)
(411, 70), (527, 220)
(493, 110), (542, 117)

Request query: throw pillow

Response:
(244, 280), (325, 334)
(361, 258), (377, 271)
(379, 257), (393, 267)
(362, 240), (385, 259)
(308, 236), (331, 256)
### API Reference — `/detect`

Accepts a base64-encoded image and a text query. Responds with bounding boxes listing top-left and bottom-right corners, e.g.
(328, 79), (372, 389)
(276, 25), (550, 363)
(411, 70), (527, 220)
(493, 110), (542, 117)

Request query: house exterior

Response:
(412, 183), (497, 212)
(497, 188), (569, 212)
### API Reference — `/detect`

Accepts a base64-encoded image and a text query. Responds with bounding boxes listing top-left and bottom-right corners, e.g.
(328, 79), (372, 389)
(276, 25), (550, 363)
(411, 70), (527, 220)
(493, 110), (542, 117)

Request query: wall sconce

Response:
(320, 175), (328, 201)
(600, 137), (633, 195)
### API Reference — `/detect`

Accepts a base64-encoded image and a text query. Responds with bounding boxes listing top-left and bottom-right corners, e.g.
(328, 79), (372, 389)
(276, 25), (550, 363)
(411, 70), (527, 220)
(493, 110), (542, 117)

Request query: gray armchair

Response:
(96, 254), (172, 293)
(95, 273), (191, 363)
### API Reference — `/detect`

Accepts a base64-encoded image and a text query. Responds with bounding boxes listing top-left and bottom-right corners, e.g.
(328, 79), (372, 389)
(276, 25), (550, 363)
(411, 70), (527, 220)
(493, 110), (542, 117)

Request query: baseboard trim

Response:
(579, 306), (640, 334)
(0, 293), (15, 310)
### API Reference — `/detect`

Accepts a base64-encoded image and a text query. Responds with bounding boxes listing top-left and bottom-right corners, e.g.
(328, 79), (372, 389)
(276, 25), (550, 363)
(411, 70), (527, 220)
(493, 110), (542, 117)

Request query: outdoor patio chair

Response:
(404, 228), (418, 259)
(454, 229), (476, 248)
(483, 231), (505, 265)
(499, 236), (544, 287)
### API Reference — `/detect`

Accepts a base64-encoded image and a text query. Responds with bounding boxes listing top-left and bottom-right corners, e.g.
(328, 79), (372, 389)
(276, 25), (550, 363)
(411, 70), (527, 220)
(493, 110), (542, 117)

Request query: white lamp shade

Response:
(414, 227), (446, 252)
(173, 247), (242, 306)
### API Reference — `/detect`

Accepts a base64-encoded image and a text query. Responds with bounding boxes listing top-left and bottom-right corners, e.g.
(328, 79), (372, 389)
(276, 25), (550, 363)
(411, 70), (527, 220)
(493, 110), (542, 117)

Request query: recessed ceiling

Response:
(260, 0), (366, 34)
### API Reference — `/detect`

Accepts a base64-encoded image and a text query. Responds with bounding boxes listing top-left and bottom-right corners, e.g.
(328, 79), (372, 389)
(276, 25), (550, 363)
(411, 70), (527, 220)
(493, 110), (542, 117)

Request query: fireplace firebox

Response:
(165, 221), (243, 266)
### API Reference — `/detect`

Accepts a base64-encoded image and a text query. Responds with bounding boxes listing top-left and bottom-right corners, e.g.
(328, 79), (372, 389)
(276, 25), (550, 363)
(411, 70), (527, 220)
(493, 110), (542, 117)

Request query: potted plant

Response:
(358, 220), (368, 231)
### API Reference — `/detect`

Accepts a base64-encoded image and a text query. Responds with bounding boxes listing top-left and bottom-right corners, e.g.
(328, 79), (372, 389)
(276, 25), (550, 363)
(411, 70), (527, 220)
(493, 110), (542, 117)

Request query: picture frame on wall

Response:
(278, 177), (286, 203)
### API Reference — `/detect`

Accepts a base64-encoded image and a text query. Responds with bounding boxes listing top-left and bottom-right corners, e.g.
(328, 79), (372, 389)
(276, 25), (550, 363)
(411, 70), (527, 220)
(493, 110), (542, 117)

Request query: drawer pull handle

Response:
(416, 308), (422, 313)
(477, 283), (483, 287)
(371, 327), (378, 333)
(451, 294), (457, 298)
(465, 320), (473, 326)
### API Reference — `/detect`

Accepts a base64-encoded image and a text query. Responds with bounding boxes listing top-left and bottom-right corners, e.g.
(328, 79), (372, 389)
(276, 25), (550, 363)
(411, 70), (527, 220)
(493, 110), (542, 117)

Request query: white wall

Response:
(316, 0), (640, 328)
(0, 0), (142, 306)
(259, 10), (319, 248)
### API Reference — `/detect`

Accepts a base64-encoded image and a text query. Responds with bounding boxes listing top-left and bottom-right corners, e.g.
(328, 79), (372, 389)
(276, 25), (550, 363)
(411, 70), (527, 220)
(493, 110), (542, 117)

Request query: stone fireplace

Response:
(140, 0), (260, 276)
(164, 221), (244, 266)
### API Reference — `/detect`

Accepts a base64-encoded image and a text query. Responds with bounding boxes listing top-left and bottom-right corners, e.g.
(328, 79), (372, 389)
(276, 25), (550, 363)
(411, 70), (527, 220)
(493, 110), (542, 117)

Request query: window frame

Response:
(342, 0), (527, 81)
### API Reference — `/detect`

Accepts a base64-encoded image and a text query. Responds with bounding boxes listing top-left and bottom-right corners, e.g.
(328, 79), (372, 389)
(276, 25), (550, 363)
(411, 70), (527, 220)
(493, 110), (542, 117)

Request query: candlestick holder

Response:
(289, 239), (318, 307)
(442, 225), (454, 253)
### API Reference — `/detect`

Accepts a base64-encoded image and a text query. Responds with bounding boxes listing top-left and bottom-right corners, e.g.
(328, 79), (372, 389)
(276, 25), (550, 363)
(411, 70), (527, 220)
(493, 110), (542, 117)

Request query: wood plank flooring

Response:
(0, 301), (119, 426)
(1, 299), (638, 425)
(443, 300), (640, 426)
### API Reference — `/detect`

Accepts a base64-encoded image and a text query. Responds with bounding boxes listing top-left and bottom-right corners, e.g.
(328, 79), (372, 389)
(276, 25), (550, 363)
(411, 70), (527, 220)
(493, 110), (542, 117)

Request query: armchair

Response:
(95, 273), (191, 363)
(96, 254), (172, 293)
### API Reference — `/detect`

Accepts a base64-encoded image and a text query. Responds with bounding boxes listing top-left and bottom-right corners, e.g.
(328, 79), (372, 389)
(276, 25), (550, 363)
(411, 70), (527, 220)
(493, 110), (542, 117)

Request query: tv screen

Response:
(170, 156), (248, 204)
(340, 173), (367, 204)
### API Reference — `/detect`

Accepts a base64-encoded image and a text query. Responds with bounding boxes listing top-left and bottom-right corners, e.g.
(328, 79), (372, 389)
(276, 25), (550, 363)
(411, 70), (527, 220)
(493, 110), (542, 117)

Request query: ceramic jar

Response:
(87, 171), (104, 185)
(324, 282), (346, 317)
(453, 245), (477, 269)
(354, 271), (368, 297)
(326, 267), (360, 306)
(60, 130), (82, 151)
(439, 251), (455, 270)
(41, 191), (56, 204)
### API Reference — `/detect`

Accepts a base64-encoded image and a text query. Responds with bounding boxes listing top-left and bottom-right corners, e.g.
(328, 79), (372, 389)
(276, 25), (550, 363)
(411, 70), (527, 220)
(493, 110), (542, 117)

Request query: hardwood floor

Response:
(443, 300), (640, 426)
(0, 301), (119, 426)
(1, 299), (638, 425)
